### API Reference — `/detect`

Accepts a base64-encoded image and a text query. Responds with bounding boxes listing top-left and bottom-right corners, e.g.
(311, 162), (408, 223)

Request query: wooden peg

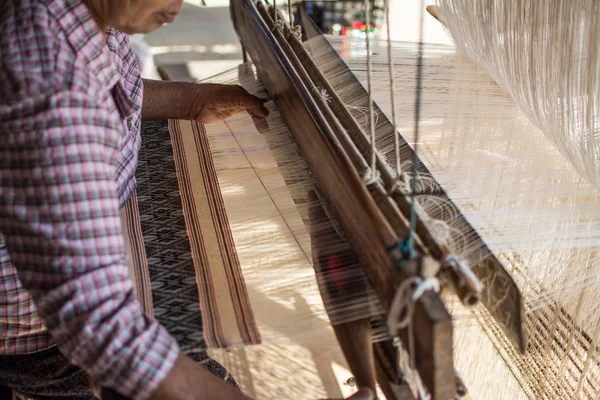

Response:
(426, 5), (440, 21)
(442, 256), (483, 307)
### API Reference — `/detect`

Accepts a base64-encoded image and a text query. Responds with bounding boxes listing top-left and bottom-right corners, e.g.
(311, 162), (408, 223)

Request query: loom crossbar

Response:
(230, 1), (455, 398)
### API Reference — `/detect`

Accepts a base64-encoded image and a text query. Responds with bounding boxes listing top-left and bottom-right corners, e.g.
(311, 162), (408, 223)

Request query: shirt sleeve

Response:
(0, 90), (179, 400)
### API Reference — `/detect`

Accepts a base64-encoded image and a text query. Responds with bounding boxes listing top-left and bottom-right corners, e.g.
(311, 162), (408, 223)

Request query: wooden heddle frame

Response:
(229, 1), (527, 399)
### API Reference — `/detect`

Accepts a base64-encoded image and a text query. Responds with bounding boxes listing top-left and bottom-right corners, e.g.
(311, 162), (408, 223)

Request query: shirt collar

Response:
(48, 0), (107, 67)
(48, 0), (138, 120)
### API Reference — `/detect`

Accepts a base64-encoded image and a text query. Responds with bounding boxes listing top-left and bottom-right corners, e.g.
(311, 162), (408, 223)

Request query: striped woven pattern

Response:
(123, 120), (260, 350)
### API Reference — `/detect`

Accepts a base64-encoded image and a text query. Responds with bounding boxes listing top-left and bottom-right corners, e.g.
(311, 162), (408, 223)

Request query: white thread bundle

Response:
(436, 0), (600, 189)
(303, 34), (600, 399)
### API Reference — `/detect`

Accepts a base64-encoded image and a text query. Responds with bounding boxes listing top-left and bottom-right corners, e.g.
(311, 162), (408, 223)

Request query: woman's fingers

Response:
(230, 85), (269, 118)
(244, 96), (269, 118)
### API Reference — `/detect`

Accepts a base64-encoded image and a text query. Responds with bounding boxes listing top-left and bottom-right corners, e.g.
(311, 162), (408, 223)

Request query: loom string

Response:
(392, 0), (426, 263)
(287, 0), (302, 39)
(384, 0), (401, 180)
(406, 0), (426, 262)
(407, 7), (430, 399)
(363, 0), (377, 179)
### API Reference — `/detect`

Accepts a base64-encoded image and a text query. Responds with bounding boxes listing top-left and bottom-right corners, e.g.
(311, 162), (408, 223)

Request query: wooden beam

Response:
(308, 190), (377, 393)
(298, 6), (322, 40)
(374, 340), (415, 400)
(230, 2), (455, 398)
(426, 5), (440, 21)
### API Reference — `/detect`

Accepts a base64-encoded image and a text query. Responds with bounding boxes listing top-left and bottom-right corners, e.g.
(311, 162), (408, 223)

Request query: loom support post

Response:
(308, 190), (378, 394)
(389, 256), (455, 400)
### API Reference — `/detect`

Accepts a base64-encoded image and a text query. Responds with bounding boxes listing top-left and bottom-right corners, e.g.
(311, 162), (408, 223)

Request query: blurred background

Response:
(132, 0), (451, 82)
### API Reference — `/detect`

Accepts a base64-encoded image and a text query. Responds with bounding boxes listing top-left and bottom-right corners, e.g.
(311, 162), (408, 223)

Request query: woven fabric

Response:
(0, 119), (247, 399)
(123, 120), (261, 350)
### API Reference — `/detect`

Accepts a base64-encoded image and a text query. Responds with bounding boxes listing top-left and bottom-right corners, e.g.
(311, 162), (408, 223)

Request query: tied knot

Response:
(291, 25), (303, 40)
(388, 235), (417, 263)
(316, 87), (331, 103)
(388, 178), (410, 197)
(387, 276), (440, 334)
(362, 168), (381, 186)
(273, 20), (285, 32)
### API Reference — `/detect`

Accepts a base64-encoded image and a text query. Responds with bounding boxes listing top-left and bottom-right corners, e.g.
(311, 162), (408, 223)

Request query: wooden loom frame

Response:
(229, 0), (538, 398)
(99, 2), (527, 400)
(296, 6), (526, 355)
(231, 1), (458, 399)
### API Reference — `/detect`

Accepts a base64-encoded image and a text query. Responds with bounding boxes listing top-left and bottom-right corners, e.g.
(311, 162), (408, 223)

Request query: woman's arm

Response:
(142, 79), (268, 122)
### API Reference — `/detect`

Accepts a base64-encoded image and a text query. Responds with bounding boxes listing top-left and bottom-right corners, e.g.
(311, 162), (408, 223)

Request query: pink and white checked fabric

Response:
(0, 1), (179, 398)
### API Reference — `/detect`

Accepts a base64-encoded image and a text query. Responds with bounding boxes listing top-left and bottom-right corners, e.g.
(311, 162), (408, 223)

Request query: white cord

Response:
(387, 276), (440, 335)
(362, 168), (381, 186)
(389, 276), (439, 400)
(384, 0), (401, 179)
(363, 0), (377, 175)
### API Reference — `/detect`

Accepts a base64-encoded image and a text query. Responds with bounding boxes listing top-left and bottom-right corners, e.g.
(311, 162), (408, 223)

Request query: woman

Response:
(0, 0), (267, 398)
(0, 1), (375, 399)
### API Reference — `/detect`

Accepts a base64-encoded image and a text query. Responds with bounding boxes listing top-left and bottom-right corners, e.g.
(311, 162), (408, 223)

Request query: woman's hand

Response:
(142, 80), (269, 123)
(185, 83), (269, 123)
(103, 354), (252, 400)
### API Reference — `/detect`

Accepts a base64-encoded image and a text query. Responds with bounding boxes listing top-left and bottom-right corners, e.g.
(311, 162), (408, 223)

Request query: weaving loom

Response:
(117, 1), (600, 399)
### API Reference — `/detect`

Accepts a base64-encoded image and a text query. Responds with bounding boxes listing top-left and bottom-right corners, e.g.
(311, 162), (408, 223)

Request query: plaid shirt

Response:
(0, 1), (179, 398)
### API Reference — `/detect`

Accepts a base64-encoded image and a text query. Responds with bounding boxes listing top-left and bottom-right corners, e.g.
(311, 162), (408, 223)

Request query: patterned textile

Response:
(168, 120), (261, 347)
(123, 120), (260, 350)
(0, 1), (177, 399)
(0, 119), (245, 399)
